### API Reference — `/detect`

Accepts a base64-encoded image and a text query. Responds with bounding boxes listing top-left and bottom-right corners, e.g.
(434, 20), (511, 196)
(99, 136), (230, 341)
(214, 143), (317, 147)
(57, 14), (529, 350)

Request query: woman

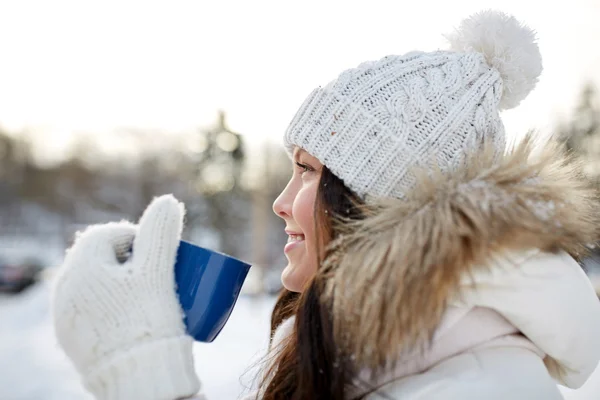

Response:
(52, 10), (600, 400)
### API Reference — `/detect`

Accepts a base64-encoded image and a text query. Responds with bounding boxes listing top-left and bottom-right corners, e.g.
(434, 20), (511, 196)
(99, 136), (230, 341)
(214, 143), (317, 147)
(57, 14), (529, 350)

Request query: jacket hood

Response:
(320, 134), (600, 372)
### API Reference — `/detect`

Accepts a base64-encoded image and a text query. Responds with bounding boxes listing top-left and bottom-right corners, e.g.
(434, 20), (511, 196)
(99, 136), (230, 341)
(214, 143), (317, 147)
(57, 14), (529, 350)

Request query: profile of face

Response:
(272, 147), (323, 292)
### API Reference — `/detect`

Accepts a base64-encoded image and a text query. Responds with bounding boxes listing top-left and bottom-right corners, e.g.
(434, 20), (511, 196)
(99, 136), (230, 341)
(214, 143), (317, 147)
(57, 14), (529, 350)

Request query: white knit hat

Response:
(283, 10), (542, 200)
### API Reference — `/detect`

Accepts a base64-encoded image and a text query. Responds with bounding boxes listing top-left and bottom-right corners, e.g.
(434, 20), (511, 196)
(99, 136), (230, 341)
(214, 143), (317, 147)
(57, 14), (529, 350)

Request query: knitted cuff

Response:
(84, 336), (201, 400)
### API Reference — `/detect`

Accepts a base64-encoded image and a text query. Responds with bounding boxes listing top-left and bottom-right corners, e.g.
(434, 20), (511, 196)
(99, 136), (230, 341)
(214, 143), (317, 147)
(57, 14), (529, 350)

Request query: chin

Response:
(281, 264), (305, 293)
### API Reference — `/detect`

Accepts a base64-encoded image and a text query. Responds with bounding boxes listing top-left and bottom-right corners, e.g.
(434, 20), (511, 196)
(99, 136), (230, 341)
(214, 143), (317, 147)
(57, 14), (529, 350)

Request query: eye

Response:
(295, 162), (312, 175)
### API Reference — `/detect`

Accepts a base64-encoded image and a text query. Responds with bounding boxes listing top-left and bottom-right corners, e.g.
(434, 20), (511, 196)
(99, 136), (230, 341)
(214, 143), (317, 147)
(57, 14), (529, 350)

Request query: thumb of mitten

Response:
(132, 194), (185, 277)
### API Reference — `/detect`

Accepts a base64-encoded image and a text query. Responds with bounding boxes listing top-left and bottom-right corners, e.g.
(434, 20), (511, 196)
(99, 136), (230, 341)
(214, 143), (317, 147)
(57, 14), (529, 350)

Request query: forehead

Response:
(293, 148), (324, 170)
(293, 147), (316, 160)
(292, 146), (304, 158)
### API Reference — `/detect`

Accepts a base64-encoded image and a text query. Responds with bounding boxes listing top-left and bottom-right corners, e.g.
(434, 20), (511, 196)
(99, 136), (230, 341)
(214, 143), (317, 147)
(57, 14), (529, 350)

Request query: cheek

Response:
(292, 185), (317, 246)
(281, 183), (319, 292)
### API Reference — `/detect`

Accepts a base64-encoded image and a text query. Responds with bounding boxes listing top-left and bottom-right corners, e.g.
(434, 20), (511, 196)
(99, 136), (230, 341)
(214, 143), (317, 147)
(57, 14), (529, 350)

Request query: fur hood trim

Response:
(320, 135), (600, 371)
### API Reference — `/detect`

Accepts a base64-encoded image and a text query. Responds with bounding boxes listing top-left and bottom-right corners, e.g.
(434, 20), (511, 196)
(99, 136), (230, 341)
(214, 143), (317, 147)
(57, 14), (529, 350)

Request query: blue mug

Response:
(174, 240), (252, 342)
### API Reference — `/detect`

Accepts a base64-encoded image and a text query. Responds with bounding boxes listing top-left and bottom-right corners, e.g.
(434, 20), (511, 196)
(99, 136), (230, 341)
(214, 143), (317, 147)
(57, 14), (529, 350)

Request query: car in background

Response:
(0, 258), (43, 294)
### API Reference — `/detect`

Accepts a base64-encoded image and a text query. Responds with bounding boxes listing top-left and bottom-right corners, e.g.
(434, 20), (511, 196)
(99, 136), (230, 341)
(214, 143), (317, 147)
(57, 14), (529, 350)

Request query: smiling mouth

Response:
(284, 234), (305, 253)
(287, 234), (305, 243)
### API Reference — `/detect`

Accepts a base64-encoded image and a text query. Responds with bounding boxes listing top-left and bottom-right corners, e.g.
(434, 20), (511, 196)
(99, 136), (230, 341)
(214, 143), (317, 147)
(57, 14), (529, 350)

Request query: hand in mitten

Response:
(52, 195), (201, 400)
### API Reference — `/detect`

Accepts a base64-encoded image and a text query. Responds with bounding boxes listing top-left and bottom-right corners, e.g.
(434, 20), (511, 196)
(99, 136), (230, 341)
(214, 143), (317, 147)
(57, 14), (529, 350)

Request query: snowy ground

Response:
(1, 279), (600, 399)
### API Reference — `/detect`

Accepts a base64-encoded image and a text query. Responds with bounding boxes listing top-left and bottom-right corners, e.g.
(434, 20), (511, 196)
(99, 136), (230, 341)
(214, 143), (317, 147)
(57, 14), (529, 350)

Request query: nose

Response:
(273, 180), (293, 220)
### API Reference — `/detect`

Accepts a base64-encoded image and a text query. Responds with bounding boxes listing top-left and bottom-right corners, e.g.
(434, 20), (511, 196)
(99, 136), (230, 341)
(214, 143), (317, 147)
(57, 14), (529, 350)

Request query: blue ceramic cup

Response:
(174, 240), (252, 342)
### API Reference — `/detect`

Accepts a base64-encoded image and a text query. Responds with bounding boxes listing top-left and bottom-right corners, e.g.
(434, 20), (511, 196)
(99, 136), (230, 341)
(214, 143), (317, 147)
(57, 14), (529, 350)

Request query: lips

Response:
(284, 231), (305, 253)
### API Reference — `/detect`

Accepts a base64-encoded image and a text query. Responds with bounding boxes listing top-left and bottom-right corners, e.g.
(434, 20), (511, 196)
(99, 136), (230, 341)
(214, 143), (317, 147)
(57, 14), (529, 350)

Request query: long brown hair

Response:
(260, 165), (367, 400)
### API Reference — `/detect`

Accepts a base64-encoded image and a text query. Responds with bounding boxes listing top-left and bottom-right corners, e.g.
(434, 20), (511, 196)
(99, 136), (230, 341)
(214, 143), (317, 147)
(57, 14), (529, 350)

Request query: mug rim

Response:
(179, 240), (252, 268)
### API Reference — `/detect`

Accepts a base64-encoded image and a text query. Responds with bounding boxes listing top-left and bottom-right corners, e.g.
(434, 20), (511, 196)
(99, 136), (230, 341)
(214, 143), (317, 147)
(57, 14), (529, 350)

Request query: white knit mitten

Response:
(52, 195), (201, 400)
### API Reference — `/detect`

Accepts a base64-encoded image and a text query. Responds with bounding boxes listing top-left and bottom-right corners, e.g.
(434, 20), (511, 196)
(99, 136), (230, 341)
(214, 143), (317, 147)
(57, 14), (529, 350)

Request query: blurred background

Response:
(1, 0), (600, 398)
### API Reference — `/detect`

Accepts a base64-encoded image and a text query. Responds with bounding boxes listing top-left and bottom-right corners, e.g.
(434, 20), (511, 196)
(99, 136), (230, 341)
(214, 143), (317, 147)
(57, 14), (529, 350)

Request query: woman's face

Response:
(273, 147), (323, 292)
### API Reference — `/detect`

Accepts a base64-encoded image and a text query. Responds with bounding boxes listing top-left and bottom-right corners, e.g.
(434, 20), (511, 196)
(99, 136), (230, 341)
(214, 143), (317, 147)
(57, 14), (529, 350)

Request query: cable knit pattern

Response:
(52, 195), (201, 400)
(284, 10), (541, 200)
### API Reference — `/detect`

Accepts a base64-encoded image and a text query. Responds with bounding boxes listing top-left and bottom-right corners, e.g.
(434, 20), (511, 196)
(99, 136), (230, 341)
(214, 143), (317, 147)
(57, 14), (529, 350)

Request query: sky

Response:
(0, 0), (599, 165)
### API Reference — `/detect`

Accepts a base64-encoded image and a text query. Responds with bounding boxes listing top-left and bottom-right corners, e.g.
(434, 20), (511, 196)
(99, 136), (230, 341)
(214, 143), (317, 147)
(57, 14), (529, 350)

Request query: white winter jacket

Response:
(361, 250), (600, 399)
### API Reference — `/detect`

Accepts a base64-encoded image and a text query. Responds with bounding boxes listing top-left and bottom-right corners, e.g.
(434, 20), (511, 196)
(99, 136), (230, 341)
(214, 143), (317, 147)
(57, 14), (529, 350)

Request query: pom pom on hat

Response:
(445, 10), (543, 110)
